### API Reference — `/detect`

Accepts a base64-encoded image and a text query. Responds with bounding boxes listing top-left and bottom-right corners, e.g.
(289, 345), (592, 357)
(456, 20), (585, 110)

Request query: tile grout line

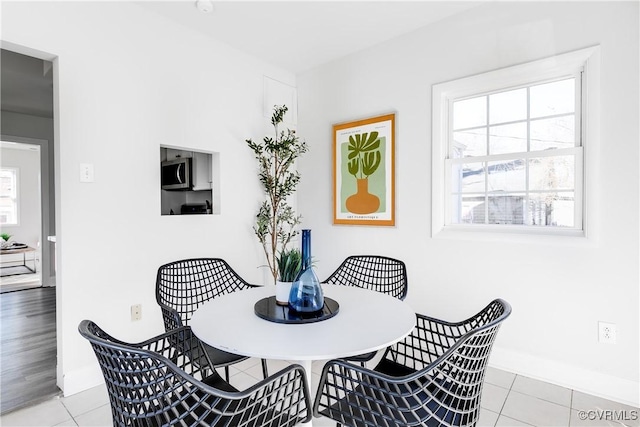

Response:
(502, 387), (578, 427)
(58, 399), (77, 426)
(569, 390), (574, 427)
(507, 374), (577, 409)
(496, 373), (517, 420)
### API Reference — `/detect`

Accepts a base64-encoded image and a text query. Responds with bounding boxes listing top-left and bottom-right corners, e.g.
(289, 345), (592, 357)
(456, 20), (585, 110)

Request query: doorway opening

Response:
(0, 47), (59, 414)
(0, 140), (42, 292)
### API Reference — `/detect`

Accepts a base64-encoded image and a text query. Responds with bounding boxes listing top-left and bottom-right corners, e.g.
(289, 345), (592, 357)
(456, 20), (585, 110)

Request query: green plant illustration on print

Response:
(347, 132), (381, 179)
(345, 132), (381, 214)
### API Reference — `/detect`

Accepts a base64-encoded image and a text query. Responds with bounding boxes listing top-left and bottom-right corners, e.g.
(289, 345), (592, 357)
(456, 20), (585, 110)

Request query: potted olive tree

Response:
(246, 105), (308, 286)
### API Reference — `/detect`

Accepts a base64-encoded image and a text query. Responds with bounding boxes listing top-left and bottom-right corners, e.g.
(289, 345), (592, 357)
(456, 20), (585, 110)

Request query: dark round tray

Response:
(254, 296), (339, 324)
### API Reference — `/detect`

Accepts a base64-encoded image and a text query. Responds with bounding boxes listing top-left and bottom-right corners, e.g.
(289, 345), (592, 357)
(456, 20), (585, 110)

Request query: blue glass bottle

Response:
(288, 229), (324, 313)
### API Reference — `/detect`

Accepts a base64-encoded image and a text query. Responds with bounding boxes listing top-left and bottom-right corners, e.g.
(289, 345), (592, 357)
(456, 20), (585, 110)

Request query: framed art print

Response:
(333, 113), (395, 226)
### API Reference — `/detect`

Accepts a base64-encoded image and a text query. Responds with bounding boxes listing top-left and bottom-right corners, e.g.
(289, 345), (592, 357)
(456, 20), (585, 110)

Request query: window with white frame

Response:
(432, 47), (599, 236)
(0, 168), (18, 225)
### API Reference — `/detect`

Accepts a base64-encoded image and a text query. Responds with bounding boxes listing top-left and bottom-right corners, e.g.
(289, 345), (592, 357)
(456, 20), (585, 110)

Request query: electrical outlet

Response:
(131, 304), (142, 321)
(598, 321), (616, 344)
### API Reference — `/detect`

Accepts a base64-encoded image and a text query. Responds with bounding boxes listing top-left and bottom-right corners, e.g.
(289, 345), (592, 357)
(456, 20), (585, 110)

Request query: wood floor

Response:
(0, 287), (60, 414)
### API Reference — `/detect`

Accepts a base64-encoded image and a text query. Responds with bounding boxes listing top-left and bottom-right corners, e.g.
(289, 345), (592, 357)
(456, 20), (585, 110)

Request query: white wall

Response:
(2, 1), (295, 395)
(297, 2), (639, 406)
(0, 146), (41, 263)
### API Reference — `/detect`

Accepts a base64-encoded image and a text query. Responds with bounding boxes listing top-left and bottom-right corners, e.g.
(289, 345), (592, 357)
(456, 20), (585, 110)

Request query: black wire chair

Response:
(79, 320), (311, 427)
(322, 255), (408, 365)
(314, 299), (512, 427)
(322, 255), (408, 300)
(156, 258), (268, 380)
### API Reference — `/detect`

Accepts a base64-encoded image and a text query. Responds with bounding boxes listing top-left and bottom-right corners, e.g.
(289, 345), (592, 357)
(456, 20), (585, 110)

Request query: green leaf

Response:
(277, 248), (302, 282)
(361, 131), (379, 151)
(271, 105), (288, 126)
(348, 158), (359, 176)
(347, 135), (361, 159)
(362, 151), (381, 176)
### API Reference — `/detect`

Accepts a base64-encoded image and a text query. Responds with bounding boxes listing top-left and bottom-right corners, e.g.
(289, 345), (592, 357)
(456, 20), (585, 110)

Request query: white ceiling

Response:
(135, 1), (482, 74)
(1, 1), (481, 118)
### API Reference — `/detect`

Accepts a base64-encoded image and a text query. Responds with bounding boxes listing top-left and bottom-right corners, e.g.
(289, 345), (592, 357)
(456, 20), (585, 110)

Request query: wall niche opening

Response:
(160, 146), (220, 216)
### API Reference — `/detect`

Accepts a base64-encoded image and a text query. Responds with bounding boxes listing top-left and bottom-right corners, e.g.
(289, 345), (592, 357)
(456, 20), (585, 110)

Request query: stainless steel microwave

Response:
(161, 158), (192, 190)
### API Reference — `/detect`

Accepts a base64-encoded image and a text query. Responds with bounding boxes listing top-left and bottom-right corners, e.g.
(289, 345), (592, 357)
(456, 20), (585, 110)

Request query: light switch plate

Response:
(80, 163), (94, 182)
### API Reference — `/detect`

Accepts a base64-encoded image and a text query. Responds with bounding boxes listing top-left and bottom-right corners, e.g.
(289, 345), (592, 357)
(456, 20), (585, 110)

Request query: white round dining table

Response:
(190, 284), (415, 427)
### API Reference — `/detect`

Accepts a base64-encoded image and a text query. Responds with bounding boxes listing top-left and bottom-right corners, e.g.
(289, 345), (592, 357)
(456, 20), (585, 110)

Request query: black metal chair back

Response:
(156, 258), (256, 329)
(155, 258), (269, 380)
(314, 299), (511, 427)
(322, 255), (408, 300)
(79, 320), (311, 427)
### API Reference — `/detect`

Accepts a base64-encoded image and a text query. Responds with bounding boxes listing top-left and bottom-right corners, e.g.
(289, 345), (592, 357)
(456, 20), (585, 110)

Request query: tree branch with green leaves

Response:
(246, 105), (308, 284)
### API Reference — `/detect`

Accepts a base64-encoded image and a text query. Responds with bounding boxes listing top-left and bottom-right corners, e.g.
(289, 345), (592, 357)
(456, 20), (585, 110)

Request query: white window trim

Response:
(432, 46), (601, 243)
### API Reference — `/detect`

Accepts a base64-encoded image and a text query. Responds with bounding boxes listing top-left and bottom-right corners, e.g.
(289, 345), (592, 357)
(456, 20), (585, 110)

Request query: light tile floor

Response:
(1, 359), (638, 427)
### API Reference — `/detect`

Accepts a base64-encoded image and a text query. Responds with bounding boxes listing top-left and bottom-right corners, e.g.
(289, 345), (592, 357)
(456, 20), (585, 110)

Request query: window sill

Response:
(432, 224), (597, 247)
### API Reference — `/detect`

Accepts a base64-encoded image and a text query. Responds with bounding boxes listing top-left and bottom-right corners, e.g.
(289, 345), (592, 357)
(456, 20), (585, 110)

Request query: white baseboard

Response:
(490, 346), (640, 408)
(62, 364), (104, 397)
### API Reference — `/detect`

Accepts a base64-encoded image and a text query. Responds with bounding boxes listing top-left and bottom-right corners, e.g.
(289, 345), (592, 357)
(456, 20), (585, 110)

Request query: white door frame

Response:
(1, 135), (51, 285)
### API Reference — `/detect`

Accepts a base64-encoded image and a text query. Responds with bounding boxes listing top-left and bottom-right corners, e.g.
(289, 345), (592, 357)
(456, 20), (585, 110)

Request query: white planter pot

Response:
(275, 280), (293, 306)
